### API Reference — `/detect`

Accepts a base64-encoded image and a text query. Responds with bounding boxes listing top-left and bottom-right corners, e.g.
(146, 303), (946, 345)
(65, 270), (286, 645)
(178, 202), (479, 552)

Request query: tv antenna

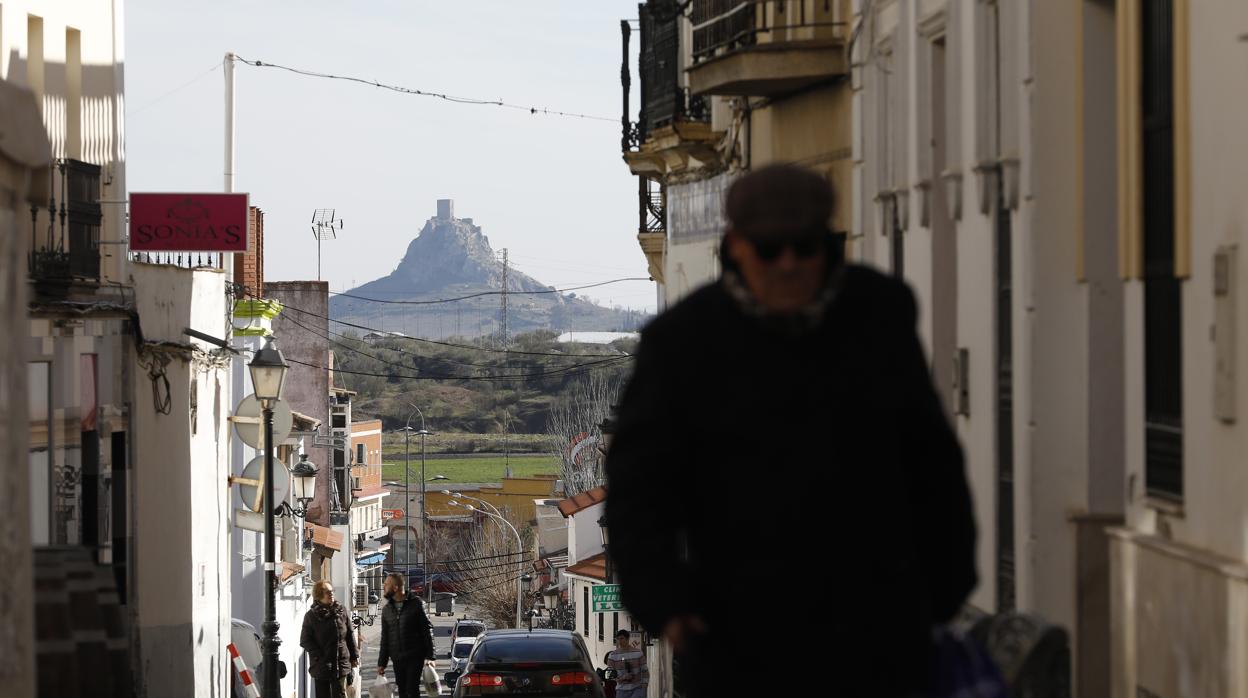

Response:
(311, 209), (343, 280)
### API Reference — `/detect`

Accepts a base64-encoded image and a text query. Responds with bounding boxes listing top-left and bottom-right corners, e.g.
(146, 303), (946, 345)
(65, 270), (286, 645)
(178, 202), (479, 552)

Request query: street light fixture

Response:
(597, 515), (612, 584)
(277, 453), (318, 519)
(249, 336), (288, 698)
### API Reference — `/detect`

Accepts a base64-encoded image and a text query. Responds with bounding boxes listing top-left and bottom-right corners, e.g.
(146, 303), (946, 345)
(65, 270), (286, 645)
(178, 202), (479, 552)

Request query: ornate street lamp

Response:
(249, 337), (288, 698)
(597, 515), (612, 583)
(286, 453), (318, 518)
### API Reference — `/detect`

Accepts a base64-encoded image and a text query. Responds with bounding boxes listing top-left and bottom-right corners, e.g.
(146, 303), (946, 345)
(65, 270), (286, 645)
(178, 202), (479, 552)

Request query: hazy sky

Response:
(125, 0), (655, 312)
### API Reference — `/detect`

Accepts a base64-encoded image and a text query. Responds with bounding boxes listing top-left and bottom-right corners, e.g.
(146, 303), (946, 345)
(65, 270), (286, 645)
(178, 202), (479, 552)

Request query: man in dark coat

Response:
(604, 164), (977, 697)
(377, 573), (436, 697)
(300, 581), (359, 698)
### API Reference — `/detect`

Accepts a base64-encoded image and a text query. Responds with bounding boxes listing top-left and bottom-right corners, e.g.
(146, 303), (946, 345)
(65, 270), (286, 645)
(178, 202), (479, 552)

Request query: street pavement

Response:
(358, 600), (459, 697)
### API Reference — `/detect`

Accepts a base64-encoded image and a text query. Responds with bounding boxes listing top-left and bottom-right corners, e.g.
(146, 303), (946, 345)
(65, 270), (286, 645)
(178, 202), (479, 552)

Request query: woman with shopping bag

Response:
(300, 581), (360, 698)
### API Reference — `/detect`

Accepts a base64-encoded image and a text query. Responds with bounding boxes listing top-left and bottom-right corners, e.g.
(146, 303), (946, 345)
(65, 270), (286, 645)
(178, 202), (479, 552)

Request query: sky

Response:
(124, 0), (656, 312)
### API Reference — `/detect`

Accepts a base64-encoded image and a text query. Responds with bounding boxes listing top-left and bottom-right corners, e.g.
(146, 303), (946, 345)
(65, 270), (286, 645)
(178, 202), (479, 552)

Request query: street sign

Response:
(381, 509), (404, 520)
(232, 395), (292, 448)
(129, 192), (250, 252)
(591, 584), (623, 613)
(235, 454), (290, 513)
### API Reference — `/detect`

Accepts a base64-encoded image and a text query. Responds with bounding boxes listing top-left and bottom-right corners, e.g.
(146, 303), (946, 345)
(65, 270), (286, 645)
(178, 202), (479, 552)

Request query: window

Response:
(582, 586), (589, 637)
(357, 443), (365, 465)
(598, 606), (604, 642)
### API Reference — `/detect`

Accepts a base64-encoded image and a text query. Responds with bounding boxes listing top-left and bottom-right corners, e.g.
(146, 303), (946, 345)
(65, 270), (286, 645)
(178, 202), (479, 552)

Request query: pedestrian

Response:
(300, 580), (360, 698)
(604, 164), (977, 697)
(606, 630), (648, 698)
(377, 573), (436, 697)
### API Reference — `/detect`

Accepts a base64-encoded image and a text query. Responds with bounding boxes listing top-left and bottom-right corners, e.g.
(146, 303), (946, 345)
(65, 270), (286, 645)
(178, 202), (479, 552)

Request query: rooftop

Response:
(557, 486), (607, 518)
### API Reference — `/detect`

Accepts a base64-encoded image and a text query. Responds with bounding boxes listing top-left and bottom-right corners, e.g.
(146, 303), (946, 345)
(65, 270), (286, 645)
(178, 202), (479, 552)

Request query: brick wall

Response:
(233, 206), (264, 297)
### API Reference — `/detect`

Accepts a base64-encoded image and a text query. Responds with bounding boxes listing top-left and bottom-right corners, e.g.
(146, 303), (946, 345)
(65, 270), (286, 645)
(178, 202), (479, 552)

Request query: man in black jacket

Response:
(377, 573), (436, 697)
(604, 164), (977, 697)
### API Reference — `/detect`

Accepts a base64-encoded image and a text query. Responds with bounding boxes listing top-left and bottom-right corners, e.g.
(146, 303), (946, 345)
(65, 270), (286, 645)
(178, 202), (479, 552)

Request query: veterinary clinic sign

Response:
(592, 584), (623, 613)
(129, 193), (249, 252)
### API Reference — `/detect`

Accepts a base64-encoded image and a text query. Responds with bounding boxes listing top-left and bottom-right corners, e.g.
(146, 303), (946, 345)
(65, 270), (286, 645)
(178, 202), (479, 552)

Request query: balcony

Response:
(623, 0), (722, 180)
(29, 159), (102, 286)
(688, 0), (851, 97)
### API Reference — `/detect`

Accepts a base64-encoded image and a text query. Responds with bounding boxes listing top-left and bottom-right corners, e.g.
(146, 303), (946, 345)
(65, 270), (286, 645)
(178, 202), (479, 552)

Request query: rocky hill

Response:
(329, 200), (647, 337)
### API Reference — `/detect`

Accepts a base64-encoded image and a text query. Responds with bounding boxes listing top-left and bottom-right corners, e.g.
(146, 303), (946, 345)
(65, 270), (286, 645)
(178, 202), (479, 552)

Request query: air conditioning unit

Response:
(354, 582), (368, 609)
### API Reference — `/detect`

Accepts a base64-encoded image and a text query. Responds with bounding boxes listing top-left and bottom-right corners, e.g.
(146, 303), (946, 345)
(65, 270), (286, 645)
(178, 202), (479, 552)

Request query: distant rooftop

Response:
(556, 331), (637, 345)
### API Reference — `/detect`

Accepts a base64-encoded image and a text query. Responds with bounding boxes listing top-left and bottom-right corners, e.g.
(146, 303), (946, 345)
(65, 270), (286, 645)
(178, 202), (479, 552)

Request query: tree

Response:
(546, 371), (623, 496)
(447, 512), (533, 629)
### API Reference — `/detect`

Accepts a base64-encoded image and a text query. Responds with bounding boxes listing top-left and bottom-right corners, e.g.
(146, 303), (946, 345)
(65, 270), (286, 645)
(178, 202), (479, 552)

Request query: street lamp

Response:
(445, 491), (502, 517)
(249, 337), (288, 698)
(597, 515), (612, 584)
(290, 454), (318, 516)
(449, 501), (524, 628)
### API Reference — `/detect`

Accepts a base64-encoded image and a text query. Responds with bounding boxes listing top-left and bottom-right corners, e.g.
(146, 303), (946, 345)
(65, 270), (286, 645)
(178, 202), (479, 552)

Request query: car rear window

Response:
(474, 637), (582, 663)
(458, 624), (484, 637)
(453, 642), (475, 658)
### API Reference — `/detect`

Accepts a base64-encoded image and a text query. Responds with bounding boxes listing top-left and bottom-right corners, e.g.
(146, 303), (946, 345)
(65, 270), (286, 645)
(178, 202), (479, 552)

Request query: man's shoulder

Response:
(837, 264), (917, 319)
(640, 282), (729, 344)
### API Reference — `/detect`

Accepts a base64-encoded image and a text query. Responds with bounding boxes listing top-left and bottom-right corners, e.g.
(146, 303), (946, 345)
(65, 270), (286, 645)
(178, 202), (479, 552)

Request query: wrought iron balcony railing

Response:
(691, 0), (851, 64)
(622, 1), (712, 153)
(29, 159), (102, 282)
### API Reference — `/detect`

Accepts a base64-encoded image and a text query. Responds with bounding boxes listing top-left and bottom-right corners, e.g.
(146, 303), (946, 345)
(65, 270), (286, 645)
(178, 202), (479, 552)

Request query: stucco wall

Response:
(130, 262), (231, 698)
(266, 282), (332, 525)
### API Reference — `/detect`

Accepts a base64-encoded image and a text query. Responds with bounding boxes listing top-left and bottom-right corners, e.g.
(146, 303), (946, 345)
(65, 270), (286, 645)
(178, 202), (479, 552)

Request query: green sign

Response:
(591, 584), (623, 613)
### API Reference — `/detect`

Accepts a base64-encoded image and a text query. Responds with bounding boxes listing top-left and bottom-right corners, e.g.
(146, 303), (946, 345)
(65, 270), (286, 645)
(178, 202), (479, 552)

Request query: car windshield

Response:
(473, 637), (582, 664)
(457, 624), (484, 638)
(453, 642), (475, 658)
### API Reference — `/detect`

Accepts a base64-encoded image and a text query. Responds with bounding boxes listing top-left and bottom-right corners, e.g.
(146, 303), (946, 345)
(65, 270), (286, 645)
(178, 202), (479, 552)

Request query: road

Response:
(358, 601), (460, 697)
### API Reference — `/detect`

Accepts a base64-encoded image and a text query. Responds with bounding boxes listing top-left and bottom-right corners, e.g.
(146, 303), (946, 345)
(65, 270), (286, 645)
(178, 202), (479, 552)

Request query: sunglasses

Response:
(751, 236), (824, 262)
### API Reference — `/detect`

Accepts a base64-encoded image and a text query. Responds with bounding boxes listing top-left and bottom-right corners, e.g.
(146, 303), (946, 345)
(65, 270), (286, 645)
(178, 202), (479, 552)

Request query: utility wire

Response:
(286, 354), (632, 383)
(235, 56), (617, 123)
(330, 277), (651, 305)
(127, 62), (221, 117)
(249, 289), (632, 359)
(291, 311), (632, 380)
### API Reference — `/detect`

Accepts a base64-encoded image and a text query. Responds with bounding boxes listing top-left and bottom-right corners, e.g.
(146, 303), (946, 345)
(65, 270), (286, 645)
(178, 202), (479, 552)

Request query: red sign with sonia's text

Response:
(129, 192), (249, 252)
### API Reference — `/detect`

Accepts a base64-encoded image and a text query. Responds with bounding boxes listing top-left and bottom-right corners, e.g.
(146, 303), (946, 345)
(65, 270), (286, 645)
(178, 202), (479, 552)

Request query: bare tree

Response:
(446, 513), (533, 629)
(546, 371), (623, 496)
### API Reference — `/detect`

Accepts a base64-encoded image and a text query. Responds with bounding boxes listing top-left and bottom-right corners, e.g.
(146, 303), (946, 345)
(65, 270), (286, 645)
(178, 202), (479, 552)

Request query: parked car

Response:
(451, 629), (604, 697)
(451, 618), (487, 647)
(443, 635), (480, 688)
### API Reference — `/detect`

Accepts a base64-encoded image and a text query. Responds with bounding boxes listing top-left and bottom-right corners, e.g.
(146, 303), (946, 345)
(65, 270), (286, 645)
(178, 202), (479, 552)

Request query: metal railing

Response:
(129, 251), (224, 269)
(691, 0), (851, 63)
(622, 2), (712, 154)
(29, 159), (103, 282)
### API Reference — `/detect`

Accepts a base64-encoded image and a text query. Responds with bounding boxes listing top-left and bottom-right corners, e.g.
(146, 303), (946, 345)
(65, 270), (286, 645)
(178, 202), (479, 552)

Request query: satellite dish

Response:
(235, 454), (290, 513)
(233, 395), (293, 448)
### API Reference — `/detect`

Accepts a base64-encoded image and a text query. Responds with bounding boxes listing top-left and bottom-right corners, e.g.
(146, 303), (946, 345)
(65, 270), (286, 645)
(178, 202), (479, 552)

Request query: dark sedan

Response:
(451, 629), (604, 697)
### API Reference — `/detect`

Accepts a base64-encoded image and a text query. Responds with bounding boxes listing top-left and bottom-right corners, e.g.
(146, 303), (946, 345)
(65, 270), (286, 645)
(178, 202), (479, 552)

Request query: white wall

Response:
(130, 263), (231, 698)
(567, 502), (604, 566)
(1, 0), (127, 283)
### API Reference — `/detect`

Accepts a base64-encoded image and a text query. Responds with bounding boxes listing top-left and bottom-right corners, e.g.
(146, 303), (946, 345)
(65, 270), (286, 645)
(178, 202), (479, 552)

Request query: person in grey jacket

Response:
(377, 573), (435, 697)
(300, 581), (359, 698)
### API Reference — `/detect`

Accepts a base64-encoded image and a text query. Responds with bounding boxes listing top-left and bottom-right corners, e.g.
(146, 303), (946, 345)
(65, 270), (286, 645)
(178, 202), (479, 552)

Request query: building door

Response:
(1141, 0), (1183, 501)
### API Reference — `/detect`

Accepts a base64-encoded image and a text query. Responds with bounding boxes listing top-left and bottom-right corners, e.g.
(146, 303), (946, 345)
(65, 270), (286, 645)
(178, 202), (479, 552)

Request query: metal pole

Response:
(262, 404), (281, 698)
(404, 426), (410, 583)
(223, 51), (235, 277)
(421, 427), (428, 606)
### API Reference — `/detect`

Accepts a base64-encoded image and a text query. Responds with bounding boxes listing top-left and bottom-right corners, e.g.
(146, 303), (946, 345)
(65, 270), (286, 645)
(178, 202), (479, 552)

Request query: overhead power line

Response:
(240, 288), (633, 359)
(330, 277), (652, 305)
(234, 56), (617, 123)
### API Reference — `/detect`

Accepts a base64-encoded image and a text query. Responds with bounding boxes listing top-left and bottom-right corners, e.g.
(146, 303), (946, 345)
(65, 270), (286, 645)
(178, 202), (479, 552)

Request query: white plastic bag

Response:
(370, 675), (394, 698)
(422, 662), (444, 696)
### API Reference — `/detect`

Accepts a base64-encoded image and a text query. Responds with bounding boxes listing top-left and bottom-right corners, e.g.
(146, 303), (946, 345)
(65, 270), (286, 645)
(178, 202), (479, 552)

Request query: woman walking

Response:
(300, 581), (360, 698)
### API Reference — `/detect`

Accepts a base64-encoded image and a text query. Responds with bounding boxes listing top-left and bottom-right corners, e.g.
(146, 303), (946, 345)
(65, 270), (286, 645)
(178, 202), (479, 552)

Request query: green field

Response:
(382, 454), (559, 484)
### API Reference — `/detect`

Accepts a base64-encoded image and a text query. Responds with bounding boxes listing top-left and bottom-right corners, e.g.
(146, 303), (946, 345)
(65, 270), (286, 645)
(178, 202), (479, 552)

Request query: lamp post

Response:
(249, 337), (289, 698)
(443, 491), (502, 517)
(450, 501), (524, 628)
(597, 515), (612, 584)
(405, 403), (433, 605)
